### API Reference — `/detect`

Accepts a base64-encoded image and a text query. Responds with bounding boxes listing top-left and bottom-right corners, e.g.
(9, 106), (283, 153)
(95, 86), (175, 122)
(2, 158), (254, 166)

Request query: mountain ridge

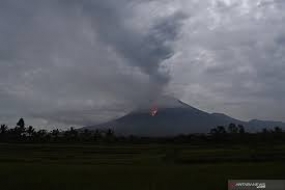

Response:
(82, 98), (285, 136)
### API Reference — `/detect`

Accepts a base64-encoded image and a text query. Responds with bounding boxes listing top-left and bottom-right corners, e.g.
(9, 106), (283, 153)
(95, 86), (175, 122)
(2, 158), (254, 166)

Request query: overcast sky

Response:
(1, 0), (285, 129)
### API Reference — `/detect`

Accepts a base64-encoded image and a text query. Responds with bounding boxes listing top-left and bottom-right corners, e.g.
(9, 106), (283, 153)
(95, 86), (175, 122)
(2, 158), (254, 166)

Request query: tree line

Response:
(0, 118), (115, 143)
(0, 118), (284, 144)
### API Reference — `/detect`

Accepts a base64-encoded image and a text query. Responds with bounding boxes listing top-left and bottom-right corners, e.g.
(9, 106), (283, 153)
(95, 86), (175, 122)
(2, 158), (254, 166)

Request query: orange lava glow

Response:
(150, 106), (158, 116)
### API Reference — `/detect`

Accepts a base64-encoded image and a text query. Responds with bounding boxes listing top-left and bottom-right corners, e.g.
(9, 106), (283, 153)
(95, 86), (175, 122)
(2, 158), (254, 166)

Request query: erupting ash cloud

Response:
(0, 0), (186, 127)
(80, 0), (186, 87)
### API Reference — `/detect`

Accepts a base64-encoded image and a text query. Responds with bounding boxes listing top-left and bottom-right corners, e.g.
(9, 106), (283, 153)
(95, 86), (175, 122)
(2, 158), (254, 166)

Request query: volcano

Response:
(83, 97), (241, 136)
(83, 97), (285, 136)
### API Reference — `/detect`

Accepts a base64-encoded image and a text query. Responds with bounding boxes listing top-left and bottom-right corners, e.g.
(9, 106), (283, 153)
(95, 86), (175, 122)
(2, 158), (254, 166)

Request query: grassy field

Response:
(0, 143), (285, 190)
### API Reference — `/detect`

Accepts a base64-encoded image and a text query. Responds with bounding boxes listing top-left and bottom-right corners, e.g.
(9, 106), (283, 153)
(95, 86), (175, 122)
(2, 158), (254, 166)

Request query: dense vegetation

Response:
(1, 118), (285, 144)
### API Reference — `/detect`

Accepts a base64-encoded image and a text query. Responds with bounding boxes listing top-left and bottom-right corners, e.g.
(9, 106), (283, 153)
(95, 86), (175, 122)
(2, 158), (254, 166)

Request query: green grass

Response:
(0, 143), (285, 190)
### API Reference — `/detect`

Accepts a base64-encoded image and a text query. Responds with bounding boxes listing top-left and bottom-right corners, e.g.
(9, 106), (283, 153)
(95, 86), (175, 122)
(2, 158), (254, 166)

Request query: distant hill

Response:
(247, 119), (285, 131)
(82, 97), (285, 136)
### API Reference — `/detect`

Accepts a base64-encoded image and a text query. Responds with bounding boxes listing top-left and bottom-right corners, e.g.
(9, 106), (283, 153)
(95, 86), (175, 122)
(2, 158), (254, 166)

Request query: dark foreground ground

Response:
(0, 143), (285, 190)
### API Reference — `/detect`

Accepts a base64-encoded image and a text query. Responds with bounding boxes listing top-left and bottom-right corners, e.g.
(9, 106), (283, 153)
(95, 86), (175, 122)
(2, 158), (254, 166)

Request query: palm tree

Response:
(0, 124), (8, 141)
(27, 126), (35, 137)
(0, 124), (8, 134)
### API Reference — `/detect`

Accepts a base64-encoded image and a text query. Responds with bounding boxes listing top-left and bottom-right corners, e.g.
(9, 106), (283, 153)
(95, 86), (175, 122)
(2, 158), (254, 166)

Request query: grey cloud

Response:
(1, 0), (285, 128)
(0, 0), (185, 128)
(76, 0), (186, 85)
(167, 0), (285, 122)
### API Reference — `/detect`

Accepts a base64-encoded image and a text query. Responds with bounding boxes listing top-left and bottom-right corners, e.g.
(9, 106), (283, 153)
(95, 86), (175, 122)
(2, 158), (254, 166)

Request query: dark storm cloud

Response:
(0, 0), (185, 127)
(168, 0), (285, 122)
(1, 0), (285, 128)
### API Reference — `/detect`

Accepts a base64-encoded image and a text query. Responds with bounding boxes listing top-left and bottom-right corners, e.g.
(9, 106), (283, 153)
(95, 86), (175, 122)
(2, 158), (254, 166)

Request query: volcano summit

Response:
(83, 97), (285, 136)
(84, 97), (236, 136)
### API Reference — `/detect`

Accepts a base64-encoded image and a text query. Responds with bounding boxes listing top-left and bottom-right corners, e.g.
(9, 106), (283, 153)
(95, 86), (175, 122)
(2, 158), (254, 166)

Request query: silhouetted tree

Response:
(16, 118), (25, 129)
(272, 126), (283, 140)
(14, 118), (26, 137)
(27, 126), (35, 136)
(106, 129), (114, 137)
(105, 128), (115, 142)
(64, 127), (78, 141)
(210, 128), (218, 134)
(210, 126), (227, 142)
(0, 124), (8, 141)
(217, 126), (227, 134)
(238, 124), (245, 134)
(0, 124), (8, 134)
(274, 126), (282, 133)
(70, 127), (78, 138)
(35, 129), (47, 141)
(262, 128), (269, 134)
(51, 129), (60, 141)
(93, 129), (102, 141)
(81, 129), (92, 141)
(228, 123), (238, 134)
